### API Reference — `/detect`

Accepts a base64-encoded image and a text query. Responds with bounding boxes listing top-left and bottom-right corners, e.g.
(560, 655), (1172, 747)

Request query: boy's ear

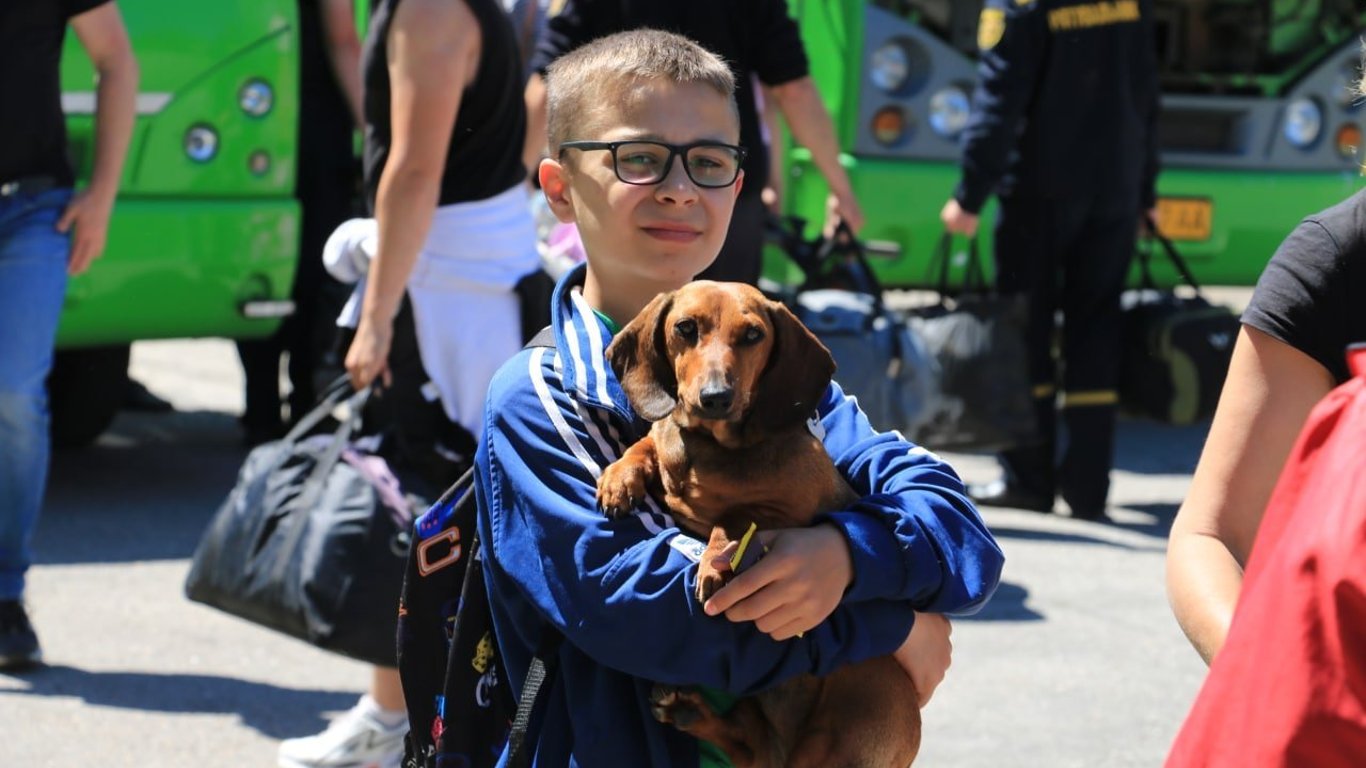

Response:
(539, 158), (577, 223)
(734, 169), (744, 199)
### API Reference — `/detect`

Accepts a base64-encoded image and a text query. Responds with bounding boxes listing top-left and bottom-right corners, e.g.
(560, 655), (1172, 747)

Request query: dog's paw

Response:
(694, 560), (732, 604)
(597, 460), (650, 518)
(650, 683), (706, 729)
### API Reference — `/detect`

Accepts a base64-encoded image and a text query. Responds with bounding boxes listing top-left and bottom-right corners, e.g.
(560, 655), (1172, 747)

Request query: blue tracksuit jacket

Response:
(475, 264), (1005, 766)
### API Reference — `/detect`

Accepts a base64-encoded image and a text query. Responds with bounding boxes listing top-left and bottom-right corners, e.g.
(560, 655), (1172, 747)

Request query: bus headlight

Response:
(1335, 123), (1361, 159)
(1283, 97), (1323, 148)
(928, 86), (971, 138)
(184, 124), (219, 162)
(871, 106), (909, 146)
(870, 42), (909, 93)
(239, 79), (274, 117)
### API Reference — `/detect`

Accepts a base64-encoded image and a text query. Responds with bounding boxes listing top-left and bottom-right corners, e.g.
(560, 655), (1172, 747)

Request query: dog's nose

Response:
(698, 386), (734, 417)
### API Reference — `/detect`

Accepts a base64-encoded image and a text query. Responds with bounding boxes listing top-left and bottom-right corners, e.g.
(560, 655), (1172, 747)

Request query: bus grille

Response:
(1159, 109), (1245, 154)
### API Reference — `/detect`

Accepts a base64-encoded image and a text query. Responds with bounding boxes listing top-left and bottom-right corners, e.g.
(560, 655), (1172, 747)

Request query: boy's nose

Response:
(654, 156), (699, 205)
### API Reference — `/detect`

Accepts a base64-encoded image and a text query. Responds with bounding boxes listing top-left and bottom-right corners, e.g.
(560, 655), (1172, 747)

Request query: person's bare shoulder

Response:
(393, 0), (477, 41)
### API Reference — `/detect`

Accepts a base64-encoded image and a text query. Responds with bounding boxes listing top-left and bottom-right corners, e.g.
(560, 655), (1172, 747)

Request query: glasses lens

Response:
(685, 144), (742, 187)
(614, 142), (673, 184)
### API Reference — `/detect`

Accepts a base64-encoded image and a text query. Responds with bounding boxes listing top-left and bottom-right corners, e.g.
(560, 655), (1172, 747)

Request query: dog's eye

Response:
(740, 326), (765, 345)
(674, 319), (698, 340)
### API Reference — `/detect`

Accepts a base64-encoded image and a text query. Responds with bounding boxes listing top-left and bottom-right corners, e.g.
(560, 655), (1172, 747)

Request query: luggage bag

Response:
(1120, 224), (1240, 424)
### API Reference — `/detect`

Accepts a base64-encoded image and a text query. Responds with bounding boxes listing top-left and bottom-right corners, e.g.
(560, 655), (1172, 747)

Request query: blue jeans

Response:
(0, 187), (72, 600)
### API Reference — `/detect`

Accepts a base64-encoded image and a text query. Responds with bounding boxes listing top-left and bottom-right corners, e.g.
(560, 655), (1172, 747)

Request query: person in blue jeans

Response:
(0, 0), (138, 670)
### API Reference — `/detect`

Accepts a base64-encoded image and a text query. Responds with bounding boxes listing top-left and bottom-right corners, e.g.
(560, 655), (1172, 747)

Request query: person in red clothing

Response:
(1166, 344), (1366, 767)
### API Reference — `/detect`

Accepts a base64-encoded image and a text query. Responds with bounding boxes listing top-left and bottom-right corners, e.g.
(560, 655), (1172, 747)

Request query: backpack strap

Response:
(525, 325), (555, 350)
(500, 326), (561, 766)
(506, 626), (564, 768)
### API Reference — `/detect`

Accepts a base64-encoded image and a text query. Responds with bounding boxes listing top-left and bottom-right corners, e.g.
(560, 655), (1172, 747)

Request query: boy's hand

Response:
(702, 523), (853, 641)
(345, 317), (394, 391)
(893, 612), (953, 707)
(56, 189), (114, 276)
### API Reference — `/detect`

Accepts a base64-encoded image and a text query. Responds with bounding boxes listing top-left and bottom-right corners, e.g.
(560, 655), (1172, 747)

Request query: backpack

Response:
(1166, 343), (1366, 767)
(398, 329), (560, 768)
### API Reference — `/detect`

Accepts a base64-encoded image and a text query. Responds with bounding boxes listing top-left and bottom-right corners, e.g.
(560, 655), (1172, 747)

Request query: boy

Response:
(475, 30), (1004, 766)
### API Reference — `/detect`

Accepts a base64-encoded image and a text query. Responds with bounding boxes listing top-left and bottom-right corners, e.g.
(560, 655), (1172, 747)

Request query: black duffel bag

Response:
(774, 218), (940, 436)
(185, 377), (429, 666)
(907, 235), (1037, 451)
(1120, 223), (1240, 425)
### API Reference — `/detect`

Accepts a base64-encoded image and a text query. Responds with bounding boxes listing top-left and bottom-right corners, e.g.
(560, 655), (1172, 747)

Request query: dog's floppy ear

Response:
(748, 300), (836, 433)
(606, 291), (678, 421)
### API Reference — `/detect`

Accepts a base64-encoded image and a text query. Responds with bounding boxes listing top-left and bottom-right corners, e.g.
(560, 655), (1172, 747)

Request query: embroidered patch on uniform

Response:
(978, 8), (1006, 50)
(668, 534), (707, 562)
(1048, 0), (1140, 31)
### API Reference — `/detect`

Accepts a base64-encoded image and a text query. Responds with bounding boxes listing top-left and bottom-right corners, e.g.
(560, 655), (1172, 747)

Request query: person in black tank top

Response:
(280, 4), (539, 764)
(361, 0), (526, 213)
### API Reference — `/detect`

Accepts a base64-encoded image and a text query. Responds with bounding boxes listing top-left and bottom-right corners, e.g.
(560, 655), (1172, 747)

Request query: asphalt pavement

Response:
(0, 338), (1212, 767)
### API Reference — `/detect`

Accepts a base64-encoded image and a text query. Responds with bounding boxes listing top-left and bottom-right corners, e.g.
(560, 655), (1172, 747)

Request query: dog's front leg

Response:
(696, 525), (741, 604)
(597, 436), (659, 518)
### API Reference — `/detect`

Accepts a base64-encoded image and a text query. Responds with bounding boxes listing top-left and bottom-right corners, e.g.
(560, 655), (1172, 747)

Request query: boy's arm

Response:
(815, 382), (1005, 615)
(63, 2), (138, 276)
(480, 354), (917, 695)
(317, 0), (365, 128)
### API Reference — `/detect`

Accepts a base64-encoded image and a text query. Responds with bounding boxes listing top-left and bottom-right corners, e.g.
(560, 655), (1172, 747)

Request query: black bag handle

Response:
(1141, 216), (1204, 293)
(811, 220), (887, 298)
(267, 379), (372, 582)
(924, 233), (989, 306)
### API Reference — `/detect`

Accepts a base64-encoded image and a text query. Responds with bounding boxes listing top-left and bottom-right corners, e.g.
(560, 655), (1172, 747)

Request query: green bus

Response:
(769, 0), (1366, 289)
(53, 1), (300, 443)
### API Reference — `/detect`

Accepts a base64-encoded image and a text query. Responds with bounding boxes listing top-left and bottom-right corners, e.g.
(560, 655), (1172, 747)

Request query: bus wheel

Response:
(48, 345), (131, 449)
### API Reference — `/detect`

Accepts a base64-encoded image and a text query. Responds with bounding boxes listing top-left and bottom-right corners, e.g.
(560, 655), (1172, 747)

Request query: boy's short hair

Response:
(545, 29), (739, 156)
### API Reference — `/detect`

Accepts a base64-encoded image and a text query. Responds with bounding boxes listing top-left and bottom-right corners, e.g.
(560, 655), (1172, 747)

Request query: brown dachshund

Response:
(597, 281), (921, 768)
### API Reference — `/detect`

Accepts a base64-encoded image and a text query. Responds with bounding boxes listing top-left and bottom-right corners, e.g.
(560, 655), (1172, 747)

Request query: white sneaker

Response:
(278, 695), (407, 768)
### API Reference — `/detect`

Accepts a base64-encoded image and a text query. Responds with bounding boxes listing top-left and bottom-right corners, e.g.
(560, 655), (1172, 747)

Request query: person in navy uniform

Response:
(941, 0), (1161, 521)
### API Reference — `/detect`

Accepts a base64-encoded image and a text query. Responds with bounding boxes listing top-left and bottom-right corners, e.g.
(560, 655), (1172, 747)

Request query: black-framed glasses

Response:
(559, 140), (747, 188)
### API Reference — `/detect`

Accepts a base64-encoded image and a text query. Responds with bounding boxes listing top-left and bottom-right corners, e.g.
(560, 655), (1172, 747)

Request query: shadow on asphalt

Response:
(2, 664), (358, 739)
(984, 509), (1172, 553)
(1112, 416), (1210, 476)
(957, 581), (1043, 622)
(38, 409), (247, 566)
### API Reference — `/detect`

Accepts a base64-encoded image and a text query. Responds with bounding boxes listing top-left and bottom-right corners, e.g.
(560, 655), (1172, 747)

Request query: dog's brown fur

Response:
(597, 281), (921, 768)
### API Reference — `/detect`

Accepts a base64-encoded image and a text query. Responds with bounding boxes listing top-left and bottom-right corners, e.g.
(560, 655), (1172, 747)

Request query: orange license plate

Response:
(1156, 197), (1213, 241)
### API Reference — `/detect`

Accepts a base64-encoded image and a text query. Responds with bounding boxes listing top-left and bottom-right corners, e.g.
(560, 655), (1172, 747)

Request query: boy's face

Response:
(541, 79), (743, 293)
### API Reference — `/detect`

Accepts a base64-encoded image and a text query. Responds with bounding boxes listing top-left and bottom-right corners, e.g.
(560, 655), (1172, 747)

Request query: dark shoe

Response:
(0, 600), (42, 670)
(123, 377), (174, 412)
(967, 479), (1054, 513)
(1063, 496), (1110, 522)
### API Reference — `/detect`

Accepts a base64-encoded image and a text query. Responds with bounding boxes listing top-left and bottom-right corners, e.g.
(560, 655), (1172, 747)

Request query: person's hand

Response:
(892, 612), (953, 707)
(940, 198), (979, 237)
(345, 316), (394, 391)
(762, 185), (782, 215)
(703, 524), (853, 641)
(1143, 206), (1161, 235)
(825, 189), (865, 236)
(56, 189), (114, 276)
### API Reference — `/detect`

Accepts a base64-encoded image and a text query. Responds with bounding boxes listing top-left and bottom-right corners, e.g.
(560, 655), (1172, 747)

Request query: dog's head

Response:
(606, 281), (835, 439)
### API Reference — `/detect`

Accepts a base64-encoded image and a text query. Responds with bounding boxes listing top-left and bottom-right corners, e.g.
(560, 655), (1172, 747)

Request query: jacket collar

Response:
(550, 263), (636, 418)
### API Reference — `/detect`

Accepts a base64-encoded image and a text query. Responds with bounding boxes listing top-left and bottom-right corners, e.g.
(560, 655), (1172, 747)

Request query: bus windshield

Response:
(873, 0), (1366, 94)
